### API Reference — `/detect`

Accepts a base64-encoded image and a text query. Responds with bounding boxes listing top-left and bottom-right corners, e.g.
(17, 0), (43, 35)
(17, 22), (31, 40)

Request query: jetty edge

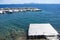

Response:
(0, 8), (42, 14)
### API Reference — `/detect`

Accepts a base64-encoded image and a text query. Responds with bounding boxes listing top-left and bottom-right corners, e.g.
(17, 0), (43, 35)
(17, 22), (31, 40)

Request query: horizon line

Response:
(0, 3), (60, 4)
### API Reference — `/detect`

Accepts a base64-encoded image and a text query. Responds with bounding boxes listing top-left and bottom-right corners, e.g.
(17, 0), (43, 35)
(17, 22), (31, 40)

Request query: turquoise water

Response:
(0, 4), (60, 39)
(0, 10), (60, 40)
(0, 10), (60, 32)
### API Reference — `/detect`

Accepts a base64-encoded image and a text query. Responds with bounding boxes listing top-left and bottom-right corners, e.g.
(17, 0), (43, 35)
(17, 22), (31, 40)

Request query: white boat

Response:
(28, 23), (59, 40)
(0, 10), (4, 14)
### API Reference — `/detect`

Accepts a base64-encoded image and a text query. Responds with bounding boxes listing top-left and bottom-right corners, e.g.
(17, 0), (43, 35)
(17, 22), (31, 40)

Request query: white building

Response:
(28, 23), (59, 40)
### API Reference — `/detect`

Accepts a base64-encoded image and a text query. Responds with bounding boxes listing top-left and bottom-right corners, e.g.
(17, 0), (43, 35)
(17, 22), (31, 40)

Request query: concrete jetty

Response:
(28, 23), (59, 40)
(0, 8), (42, 14)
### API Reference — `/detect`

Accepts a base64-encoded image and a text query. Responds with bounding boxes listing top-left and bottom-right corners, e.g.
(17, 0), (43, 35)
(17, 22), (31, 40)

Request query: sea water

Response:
(0, 4), (60, 39)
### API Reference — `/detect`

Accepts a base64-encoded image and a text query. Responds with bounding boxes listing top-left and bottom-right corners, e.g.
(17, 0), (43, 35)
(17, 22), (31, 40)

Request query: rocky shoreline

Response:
(0, 8), (42, 14)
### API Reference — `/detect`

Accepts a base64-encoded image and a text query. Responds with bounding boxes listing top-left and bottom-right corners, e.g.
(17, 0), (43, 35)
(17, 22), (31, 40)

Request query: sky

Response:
(0, 0), (60, 4)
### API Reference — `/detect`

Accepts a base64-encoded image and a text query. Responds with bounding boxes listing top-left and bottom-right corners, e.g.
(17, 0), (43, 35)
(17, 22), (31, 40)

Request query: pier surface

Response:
(0, 8), (42, 14)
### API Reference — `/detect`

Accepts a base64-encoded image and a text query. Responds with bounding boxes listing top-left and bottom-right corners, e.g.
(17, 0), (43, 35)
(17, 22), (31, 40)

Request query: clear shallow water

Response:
(0, 4), (60, 39)
(0, 11), (60, 31)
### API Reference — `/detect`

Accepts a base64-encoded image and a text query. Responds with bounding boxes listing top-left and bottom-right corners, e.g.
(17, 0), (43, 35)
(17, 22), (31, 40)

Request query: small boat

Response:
(0, 10), (4, 14)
